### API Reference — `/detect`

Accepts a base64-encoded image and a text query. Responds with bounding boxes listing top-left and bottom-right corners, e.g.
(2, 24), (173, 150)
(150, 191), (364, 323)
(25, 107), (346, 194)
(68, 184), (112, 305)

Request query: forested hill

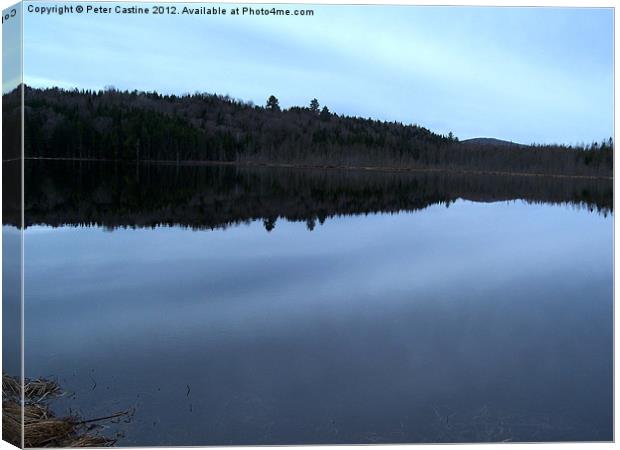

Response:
(14, 86), (613, 177)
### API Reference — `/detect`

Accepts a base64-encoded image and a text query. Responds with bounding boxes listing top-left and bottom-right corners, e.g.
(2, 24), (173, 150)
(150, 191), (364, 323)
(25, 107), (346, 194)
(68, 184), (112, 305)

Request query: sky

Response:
(2, 3), (21, 92)
(17, 3), (614, 145)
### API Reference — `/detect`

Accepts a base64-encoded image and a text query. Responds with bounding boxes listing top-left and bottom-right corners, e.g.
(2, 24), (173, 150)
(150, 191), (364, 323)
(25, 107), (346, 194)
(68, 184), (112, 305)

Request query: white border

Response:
(0, 1), (615, 450)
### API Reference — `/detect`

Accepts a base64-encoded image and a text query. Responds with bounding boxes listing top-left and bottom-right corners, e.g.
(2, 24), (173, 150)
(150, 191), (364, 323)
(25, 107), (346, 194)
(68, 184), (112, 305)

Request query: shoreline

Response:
(21, 157), (614, 181)
(2, 373), (129, 447)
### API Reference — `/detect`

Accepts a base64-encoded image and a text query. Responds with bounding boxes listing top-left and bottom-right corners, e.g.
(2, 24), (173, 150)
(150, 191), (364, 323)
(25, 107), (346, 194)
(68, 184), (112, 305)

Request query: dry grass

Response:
(3, 373), (128, 448)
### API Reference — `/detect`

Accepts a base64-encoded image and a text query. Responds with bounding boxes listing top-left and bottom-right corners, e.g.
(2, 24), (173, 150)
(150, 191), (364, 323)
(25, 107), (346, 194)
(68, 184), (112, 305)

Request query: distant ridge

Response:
(461, 137), (527, 148)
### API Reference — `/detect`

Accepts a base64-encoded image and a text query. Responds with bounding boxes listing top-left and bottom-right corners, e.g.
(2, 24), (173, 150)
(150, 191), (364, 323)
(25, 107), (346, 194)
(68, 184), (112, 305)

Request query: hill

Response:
(461, 137), (527, 148)
(8, 86), (613, 177)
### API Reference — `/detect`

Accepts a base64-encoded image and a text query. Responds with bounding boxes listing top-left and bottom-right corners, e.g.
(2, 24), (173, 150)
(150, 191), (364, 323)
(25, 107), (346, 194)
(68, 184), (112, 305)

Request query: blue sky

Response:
(2, 3), (21, 92)
(20, 3), (613, 145)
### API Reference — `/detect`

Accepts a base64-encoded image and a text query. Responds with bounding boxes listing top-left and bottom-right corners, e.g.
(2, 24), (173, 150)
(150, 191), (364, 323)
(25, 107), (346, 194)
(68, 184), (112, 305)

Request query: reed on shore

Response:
(2, 373), (129, 448)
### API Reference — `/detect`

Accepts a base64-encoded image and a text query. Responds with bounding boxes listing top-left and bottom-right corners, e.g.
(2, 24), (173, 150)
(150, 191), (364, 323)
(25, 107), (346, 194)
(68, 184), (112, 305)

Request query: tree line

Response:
(8, 85), (613, 177)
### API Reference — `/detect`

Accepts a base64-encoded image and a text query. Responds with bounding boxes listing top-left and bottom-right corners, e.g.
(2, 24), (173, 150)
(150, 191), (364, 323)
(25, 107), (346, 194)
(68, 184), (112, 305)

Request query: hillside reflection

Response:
(12, 160), (613, 230)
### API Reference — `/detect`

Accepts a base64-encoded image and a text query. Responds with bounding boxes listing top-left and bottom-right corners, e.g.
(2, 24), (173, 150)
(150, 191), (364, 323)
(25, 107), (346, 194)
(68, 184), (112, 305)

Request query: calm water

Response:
(21, 174), (613, 444)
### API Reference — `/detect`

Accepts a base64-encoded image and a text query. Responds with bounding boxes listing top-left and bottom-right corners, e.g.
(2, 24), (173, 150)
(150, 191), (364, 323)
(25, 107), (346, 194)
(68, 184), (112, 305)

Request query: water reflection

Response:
(15, 160), (613, 231)
(22, 172), (613, 444)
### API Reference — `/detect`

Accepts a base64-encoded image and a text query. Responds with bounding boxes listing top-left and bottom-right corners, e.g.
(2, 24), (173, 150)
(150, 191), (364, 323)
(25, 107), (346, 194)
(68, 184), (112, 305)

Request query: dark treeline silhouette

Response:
(14, 86), (613, 177)
(7, 160), (611, 231)
(3, 88), (23, 227)
(3, 87), (21, 161)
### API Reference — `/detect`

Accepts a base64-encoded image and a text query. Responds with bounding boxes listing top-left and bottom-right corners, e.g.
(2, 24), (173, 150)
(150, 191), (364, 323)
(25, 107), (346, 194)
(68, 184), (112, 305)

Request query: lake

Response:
(15, 161), (614, 444)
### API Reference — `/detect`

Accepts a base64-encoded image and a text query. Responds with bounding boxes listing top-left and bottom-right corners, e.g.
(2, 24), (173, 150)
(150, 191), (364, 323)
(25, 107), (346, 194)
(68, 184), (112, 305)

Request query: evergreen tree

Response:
(310, 98), (320, 113)
(320, 106), (330, 122)
(266, 95), (280, 111)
